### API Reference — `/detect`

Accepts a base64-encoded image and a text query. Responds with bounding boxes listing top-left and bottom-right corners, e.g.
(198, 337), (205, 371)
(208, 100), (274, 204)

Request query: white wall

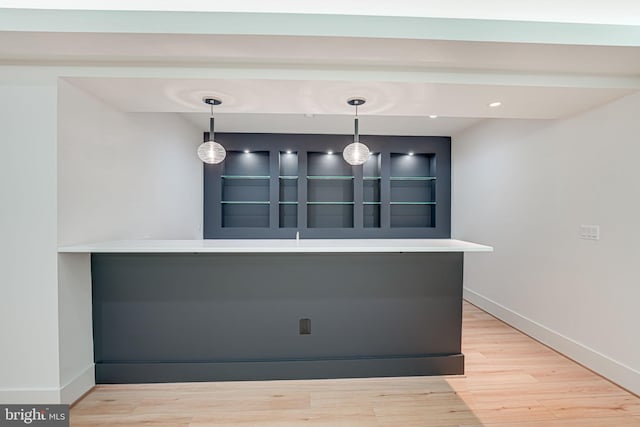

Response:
(57, 253), (93, 403)
(452, 92), (640, 394)
(55, 79), (202, 403)
(0, 74), (61, 403)
(0, 71), (203, 404)
(58, 79), (203, 246)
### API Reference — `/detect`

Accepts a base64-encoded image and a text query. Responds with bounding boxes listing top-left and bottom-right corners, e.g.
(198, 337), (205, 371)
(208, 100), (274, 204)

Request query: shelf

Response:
(390, 201), (436, 205)
(206, 143), (447, 237)
(307, 176), (354, 180)
(390, 176), (436, 181)
(307, 201), (355, 205)
(221, 201), (271, 204)
(221, 175), (270, 180)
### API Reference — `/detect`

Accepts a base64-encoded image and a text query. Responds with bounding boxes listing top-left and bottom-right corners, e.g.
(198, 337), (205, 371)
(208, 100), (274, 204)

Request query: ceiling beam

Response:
(1, 9), (640, 46)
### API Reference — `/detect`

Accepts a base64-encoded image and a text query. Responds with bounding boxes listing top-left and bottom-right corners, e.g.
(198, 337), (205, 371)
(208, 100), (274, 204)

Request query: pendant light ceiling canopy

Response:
(197, 97), (226, 164)
(343, 97), (371, 166)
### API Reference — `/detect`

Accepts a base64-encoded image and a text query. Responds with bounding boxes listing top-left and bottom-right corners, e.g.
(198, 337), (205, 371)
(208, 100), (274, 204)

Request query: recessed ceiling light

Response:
(429, 115), (438, 119)
(408, 152), (414, 156)
(489, 101), (502, 107)
(286, 150), (292, 154)
(244, 149), (250, 154)
(327, 151), (333, 155)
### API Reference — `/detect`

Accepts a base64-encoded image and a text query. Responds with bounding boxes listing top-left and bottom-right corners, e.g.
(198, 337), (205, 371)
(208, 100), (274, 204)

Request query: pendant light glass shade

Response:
(344, 98), (371, 165)
(197, 140), (226, 164)
(198, 97), (226, 164)
(343, 141), (370, 165)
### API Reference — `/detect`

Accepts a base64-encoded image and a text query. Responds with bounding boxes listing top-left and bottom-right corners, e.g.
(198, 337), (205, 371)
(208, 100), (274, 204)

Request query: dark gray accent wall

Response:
(92, 252), (464, 383)
(204, 133), (451, 239)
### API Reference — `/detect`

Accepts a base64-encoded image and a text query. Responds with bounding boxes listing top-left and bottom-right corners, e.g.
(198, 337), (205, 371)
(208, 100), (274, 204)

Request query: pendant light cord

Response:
(209, 102), (215, 141)
(354, 103), (359, 143)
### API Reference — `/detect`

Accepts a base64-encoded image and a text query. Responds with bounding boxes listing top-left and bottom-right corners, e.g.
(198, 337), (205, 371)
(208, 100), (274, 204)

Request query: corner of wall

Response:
(60, 364), (95, 405)
(453, 92), (640, 397)
(0, 364), (95, 405)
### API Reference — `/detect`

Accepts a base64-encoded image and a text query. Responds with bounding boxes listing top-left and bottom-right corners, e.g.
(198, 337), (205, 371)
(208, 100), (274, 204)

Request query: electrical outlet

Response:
(299, 318), (311, 335)
(579, 225), (600, 240)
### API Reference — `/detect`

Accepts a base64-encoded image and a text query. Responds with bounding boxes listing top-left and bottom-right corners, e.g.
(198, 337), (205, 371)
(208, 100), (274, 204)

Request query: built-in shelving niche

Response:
(390, 153), (436, 228)
(307, 152), (354, 228)
(363, 153), (381, 228)
(203, 133), (451, 239)
(220, 151), (270, 228)
(279, 151), (298, 228)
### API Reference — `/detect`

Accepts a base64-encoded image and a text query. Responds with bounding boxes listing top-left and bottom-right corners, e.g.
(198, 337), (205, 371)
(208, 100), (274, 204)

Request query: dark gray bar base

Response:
(96, 354), (464, 384)
(92, 252), (464, 383)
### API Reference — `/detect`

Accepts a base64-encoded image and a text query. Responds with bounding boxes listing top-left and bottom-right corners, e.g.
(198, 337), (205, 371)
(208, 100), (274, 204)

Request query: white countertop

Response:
(58, 239), (493, 254)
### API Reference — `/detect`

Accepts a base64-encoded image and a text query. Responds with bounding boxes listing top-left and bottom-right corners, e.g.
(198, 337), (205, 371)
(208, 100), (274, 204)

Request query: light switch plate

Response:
(579, 224), (600, 240)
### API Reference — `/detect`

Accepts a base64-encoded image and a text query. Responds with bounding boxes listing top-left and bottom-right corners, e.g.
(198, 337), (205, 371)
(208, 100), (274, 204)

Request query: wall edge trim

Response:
(60, 363), (95, 405)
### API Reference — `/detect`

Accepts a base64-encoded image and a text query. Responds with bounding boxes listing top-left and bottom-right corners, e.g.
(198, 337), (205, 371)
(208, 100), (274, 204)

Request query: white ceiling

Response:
(3, 34), (640, 76)
(4, 12), (640, 136)
(67, 76), (633, 120)
(3, 0), (640, 25)
(180, 113), (484, 137)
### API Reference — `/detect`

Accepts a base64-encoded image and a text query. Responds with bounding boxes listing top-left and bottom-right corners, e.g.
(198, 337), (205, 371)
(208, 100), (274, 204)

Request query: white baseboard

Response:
(60, 364), (95, 404)
(0, 388), (60, 404)
(0, 365), (94, 405)
(464, 287), (640, 396)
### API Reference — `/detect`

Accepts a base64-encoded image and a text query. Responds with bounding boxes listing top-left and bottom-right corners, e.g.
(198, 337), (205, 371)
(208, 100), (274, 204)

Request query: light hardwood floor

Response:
(71, 302), (640, 426)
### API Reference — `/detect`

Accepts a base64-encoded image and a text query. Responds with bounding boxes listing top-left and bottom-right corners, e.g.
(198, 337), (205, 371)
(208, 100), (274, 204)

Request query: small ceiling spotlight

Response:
(286, 150), (292, 154)
(408, 152), (415, 156)
(489, 101), (502, 107)
(429, 115), (438, 119)
(197, 97), (226, 164)
(244, 150), (250, 154)
(327, 151), (334, 155)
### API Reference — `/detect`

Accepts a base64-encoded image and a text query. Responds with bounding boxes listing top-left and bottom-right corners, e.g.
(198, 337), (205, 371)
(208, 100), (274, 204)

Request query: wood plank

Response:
(70, 301), (640, 427)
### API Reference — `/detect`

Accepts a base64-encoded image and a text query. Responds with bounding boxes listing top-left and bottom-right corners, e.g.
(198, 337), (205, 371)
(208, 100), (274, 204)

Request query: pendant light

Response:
(197, 97), (226, 164)
(343, 97), (371, 166)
